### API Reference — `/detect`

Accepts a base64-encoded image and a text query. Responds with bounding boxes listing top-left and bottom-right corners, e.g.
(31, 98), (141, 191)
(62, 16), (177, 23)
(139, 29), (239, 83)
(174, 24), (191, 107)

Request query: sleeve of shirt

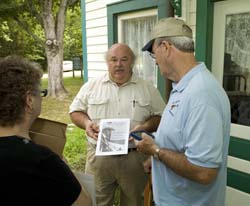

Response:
(148, 83), (166, 116)
(183, 104), (223, 168)
(69, 82), (90, 113)
(35, 153), (82, 205)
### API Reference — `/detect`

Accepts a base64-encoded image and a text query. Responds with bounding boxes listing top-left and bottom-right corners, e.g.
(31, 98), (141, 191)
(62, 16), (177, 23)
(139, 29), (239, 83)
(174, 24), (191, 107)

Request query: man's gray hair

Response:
(155, 36), (195, 53)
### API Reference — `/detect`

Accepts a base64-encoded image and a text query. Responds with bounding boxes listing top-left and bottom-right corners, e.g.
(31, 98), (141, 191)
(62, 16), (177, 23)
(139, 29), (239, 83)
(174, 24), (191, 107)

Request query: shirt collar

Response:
(102, 72), (138, 85)
(172, 62), (206, 93)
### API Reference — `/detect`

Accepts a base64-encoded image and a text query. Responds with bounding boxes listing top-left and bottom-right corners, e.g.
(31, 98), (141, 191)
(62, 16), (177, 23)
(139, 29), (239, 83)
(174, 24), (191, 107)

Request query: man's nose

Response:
(116, 59), (122, 66)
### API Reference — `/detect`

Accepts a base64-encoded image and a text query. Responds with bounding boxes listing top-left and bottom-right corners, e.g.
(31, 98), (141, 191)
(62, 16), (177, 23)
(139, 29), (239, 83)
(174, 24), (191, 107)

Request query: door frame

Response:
(197, 1), (250, 204)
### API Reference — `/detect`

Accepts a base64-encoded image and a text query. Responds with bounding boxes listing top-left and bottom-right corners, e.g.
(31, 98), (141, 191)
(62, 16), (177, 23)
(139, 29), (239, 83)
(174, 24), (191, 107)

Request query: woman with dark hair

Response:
(0, 56), (91, 206)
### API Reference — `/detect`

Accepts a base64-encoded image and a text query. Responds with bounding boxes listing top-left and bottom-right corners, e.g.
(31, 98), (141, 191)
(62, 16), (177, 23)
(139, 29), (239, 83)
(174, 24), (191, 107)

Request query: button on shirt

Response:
(69, 73), (166, 145)
(152, 63), (231, 206)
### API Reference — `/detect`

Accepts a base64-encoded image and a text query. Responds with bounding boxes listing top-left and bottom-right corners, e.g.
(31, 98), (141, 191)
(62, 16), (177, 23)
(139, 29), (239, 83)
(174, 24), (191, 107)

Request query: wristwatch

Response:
(153, 147), (161, 160)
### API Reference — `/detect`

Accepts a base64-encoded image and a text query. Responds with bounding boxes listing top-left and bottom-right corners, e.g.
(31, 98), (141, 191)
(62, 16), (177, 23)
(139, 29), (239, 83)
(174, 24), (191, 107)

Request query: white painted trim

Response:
(181, 0), (187, 21)
(226, 186), (250, 206)
(228, 156), (250, 174)
(231, 124), (250, 140)
(117, 8), (157, 21)
(117, 9), (157, 42)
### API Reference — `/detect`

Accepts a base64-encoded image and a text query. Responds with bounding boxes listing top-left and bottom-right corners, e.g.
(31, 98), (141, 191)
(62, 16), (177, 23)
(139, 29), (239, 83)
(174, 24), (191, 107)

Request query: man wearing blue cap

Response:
(136, 17), (231, 206)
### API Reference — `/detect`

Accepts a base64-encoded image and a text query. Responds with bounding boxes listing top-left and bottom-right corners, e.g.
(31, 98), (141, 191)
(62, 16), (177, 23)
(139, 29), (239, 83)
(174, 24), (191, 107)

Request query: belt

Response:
(128, 148), (137, 152)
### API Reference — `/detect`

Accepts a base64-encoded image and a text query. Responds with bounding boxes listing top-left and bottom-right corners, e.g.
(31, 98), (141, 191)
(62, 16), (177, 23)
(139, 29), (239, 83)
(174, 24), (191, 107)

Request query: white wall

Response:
(85, 0), (122, 79)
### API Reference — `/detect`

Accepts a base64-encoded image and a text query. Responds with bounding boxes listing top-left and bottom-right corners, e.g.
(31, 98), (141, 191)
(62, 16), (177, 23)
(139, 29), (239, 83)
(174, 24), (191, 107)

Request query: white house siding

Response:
(85, 0), (196, 80)
(181, 0), (197, 40)
(85, 0), (122, 79)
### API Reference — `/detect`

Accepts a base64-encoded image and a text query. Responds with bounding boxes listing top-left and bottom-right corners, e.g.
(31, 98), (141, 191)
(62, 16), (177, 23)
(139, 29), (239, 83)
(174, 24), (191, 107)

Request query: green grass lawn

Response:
(41, 77), (87, 171)
(41, 77), (83, 123)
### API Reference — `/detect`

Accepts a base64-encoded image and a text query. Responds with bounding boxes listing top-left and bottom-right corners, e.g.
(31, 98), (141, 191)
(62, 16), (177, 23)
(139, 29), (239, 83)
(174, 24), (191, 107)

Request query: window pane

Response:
(224, 13), (250, 126)
(121, 15), (157, 86)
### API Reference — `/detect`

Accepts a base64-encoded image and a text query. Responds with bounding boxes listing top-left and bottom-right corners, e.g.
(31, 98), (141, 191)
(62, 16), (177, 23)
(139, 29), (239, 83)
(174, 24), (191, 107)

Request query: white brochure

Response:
(95, 118), (130, 156)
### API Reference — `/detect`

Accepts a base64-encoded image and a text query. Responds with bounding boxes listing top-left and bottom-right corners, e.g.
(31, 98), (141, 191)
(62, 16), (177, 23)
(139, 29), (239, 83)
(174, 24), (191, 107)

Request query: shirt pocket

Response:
(132, 98), (151, 122)
(87, 98), (109, 120)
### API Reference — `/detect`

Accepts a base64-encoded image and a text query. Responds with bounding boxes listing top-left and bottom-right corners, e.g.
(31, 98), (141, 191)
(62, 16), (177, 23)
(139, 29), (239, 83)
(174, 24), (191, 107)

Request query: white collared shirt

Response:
(70, 73), (166, 144)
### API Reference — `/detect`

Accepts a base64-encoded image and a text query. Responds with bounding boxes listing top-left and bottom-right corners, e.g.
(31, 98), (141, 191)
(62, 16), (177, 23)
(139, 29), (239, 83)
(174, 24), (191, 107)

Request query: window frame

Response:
(107, 0), (171, 99)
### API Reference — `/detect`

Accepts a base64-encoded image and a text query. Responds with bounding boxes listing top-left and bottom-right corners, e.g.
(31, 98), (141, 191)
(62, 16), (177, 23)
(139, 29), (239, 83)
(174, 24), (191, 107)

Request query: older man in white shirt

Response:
(69, 43), (165, 206)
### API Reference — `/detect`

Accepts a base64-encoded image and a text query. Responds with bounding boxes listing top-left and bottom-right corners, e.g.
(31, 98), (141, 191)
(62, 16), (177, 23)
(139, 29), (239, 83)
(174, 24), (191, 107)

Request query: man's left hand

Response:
(135, 133), (158, 156)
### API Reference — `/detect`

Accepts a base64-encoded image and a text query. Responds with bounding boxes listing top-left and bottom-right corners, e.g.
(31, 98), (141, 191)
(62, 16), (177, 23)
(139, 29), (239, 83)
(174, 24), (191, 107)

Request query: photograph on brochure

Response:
(95, 118), (130, 156)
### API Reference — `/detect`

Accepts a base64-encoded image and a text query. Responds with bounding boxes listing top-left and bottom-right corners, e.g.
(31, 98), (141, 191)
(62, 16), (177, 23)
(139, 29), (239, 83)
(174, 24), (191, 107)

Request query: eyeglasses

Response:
(149, 52), (156, 59)
(40, 89), (48, 97)
(149, 42), (163, 59)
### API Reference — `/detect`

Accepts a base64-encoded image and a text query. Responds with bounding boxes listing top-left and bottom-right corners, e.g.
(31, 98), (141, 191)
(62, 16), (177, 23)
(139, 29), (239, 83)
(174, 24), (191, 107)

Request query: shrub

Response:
(64, 125), (87, 171)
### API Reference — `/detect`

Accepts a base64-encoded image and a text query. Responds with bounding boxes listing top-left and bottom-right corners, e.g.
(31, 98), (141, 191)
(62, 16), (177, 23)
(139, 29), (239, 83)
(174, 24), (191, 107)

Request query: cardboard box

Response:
(29, 117), (67, 157)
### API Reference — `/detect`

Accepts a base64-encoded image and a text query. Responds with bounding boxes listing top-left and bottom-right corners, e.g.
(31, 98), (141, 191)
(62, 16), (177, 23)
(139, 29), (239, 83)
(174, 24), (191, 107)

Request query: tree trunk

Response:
(2, 0), (74, 98)
(42, 0), (68, 98)
(45, 47), (67, 98)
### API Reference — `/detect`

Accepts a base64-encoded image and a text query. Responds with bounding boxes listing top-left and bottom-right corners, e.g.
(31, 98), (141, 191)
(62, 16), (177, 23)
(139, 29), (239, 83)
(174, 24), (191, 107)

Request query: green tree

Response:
(0, 19), (45, 67)
(64, 6), (82, 60)
(0, 0), (81, 98)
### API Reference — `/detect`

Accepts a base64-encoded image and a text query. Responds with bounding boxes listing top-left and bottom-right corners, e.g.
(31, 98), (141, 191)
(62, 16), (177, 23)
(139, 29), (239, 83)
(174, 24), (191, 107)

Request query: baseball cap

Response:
(142, 17), (193, 52)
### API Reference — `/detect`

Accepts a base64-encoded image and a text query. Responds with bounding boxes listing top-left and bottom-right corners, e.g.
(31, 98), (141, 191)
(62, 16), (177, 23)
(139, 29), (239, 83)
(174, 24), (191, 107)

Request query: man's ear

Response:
(25, 91), (34, 112)
(162, 40), (172, 49)
(161, 41), (172, 57)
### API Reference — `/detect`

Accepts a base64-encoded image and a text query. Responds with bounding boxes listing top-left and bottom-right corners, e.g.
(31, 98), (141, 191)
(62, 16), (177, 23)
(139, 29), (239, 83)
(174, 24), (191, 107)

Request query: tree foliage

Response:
(0, 0), (44, 65)
(64, 6), (82, 60)
(0, 0), (82, 98)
